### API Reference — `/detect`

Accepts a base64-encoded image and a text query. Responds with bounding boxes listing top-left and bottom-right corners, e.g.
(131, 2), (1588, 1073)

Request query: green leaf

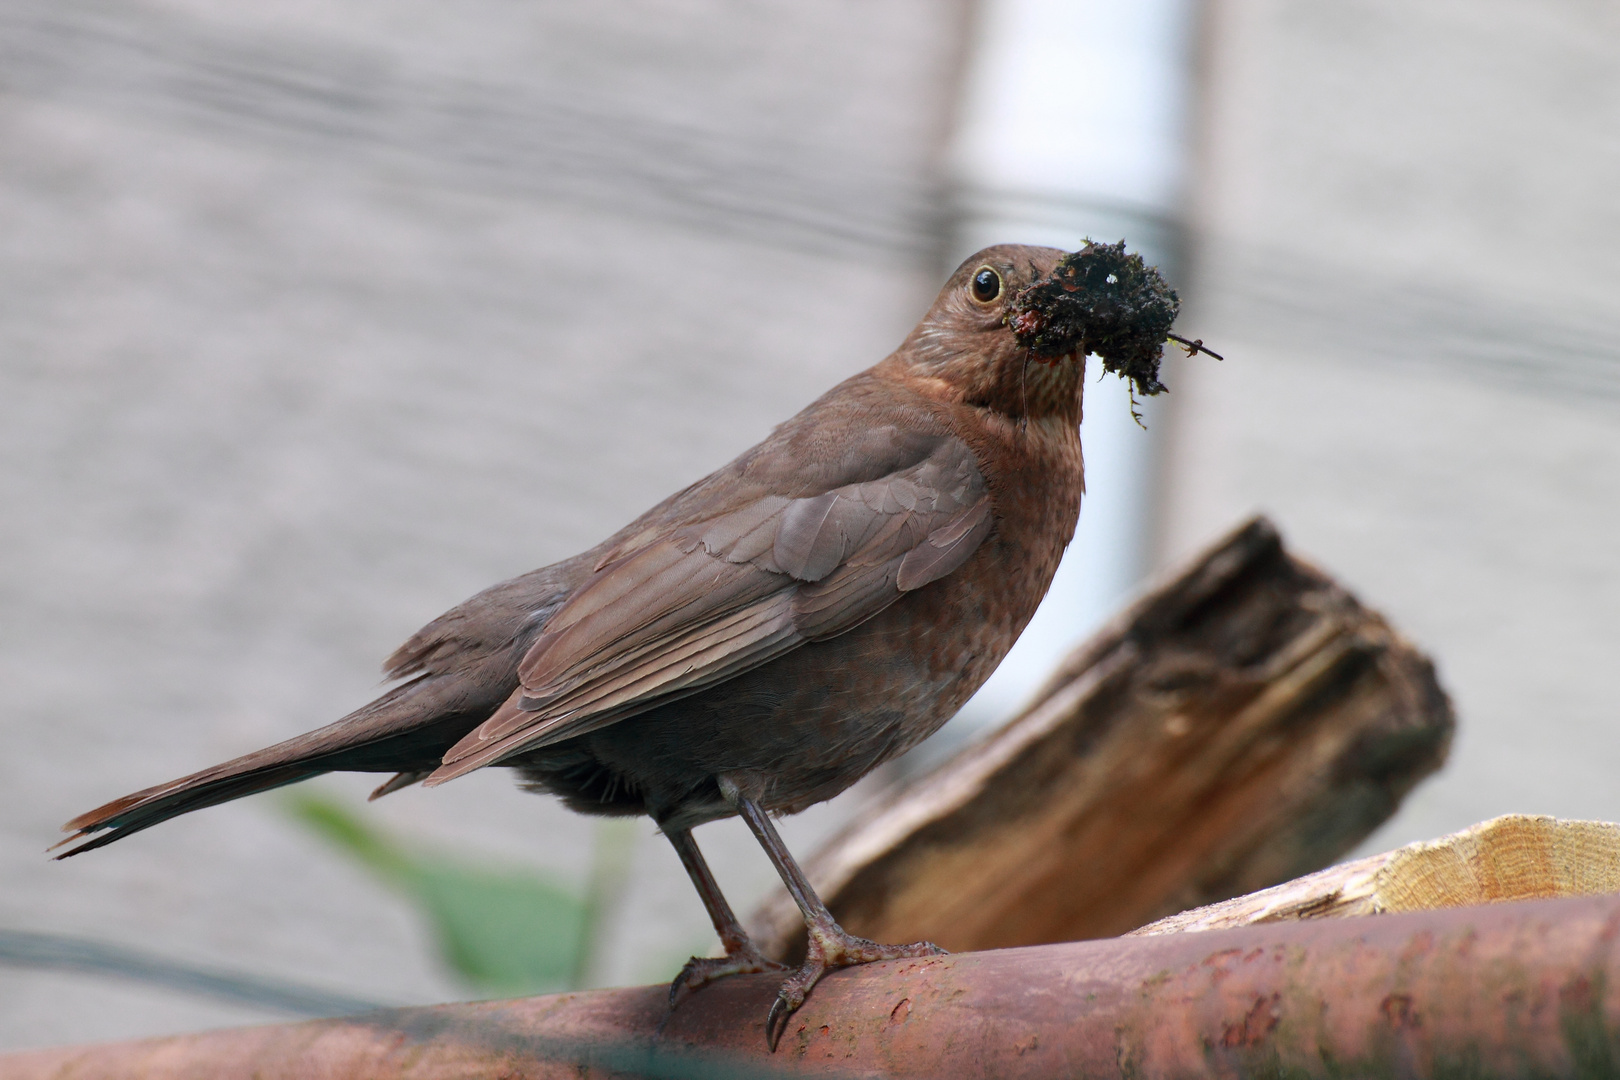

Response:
(284, 793), (589, 995)
(396, 859), (588, 995)
(285, 791), (412, 878)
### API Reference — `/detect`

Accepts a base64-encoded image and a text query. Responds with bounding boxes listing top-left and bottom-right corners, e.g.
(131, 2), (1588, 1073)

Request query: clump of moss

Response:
(1006, 240), (1182, 398)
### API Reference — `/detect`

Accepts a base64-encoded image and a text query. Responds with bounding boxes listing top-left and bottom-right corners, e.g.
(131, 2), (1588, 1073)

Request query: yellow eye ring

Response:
(970, 266), (1002, 304)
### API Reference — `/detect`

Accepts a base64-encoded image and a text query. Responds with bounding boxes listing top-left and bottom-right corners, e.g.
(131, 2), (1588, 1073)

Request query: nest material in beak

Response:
(1006, 241), (1181, 398)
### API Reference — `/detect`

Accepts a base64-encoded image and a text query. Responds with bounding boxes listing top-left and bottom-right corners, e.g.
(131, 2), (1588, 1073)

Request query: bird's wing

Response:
(425, 434), (991, 783)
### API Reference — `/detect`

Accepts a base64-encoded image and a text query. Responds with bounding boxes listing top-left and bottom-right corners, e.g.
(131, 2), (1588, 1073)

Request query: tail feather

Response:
(367, 770), (432, 801)
(55, 764), (326, 857)
(57, 673), (509, 858)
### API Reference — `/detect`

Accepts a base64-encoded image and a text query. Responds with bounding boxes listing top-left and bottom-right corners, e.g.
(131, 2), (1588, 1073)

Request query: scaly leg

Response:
(723, 781), (945, 1050)
(663, 826), (785, 1011)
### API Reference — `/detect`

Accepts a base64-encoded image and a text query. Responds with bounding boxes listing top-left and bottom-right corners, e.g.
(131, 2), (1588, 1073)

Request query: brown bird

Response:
(58, 242), (1179, 1047)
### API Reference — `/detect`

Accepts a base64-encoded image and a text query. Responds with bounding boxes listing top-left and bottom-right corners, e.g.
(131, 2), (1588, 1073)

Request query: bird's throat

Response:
(977, 350), (1085, 426)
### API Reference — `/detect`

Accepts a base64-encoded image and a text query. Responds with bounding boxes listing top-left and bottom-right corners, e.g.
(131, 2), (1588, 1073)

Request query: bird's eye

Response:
(970, 266), (1002, 304)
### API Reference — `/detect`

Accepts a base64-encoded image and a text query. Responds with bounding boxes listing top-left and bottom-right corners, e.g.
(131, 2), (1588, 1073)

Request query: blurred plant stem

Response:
(574, 816), (637, 989)
(284, 793), (633, 996)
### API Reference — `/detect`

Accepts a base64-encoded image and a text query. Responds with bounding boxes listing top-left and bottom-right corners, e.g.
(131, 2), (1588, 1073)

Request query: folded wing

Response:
(425, 433), (991, 783)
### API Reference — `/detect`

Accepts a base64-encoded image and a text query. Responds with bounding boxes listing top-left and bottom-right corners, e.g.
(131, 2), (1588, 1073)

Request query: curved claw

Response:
(765, 990), (797, 1051)
(666, 947), (786, 1014)
(762, 932), (946, 1051)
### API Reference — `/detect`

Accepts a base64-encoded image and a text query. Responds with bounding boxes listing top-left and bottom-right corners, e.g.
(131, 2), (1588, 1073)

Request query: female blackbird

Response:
(60, 244), (1118, 1047)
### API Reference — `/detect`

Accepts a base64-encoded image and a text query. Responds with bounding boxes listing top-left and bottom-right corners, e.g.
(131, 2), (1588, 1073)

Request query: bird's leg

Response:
(662, 826), (785, 1011)
(724, 783), (945, 1051)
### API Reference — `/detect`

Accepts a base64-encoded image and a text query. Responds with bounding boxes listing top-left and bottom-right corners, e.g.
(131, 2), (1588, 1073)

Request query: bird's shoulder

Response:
(594, 366), (977, 566)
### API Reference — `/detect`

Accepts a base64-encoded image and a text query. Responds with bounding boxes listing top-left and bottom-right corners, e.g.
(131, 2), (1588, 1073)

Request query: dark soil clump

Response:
(1006, 240), (1183, 398)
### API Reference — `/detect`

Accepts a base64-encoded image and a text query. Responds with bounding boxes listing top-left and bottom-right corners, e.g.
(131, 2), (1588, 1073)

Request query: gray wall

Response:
(0, 0), (970, 1050)
(1161, 0), (1620, 852)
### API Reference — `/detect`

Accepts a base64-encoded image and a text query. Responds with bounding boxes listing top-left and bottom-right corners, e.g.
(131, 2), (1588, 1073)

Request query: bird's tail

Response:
(55, 762), (327, 858)
(55, 675), (491, 858)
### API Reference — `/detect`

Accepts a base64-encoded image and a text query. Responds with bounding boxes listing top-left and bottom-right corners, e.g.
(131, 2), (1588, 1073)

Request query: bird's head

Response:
(896, 241), (1183, 426)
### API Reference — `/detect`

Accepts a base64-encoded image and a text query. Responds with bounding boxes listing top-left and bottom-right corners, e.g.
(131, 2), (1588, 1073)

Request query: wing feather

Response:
(772, 492), (845, 580)
(433, 598), (800, 778)
(897, 498), (995, 591)
(517, 545), (779, 697)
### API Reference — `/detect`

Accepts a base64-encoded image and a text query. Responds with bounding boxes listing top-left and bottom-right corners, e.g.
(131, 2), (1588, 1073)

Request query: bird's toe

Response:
(764, 964), (821, 1051)
(667, 947), (785, 1012)
(830, 936), (946, 965)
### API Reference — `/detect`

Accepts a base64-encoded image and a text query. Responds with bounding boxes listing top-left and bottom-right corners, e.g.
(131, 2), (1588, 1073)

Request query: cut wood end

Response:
(1131, 813), (1620, 936)
(1375, 813), (1620, 913)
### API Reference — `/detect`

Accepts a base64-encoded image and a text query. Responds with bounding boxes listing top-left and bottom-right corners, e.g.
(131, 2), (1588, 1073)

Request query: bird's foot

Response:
(667, 941), (786, 1012)
(764, 923), (945, 1050)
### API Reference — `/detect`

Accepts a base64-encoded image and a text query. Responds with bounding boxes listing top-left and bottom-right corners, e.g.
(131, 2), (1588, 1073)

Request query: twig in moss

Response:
(1167, 333), (1224, 361)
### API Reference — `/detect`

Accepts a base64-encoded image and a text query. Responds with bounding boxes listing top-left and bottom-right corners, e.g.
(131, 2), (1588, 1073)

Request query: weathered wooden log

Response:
(10, 891), (1620, 1079)
(1132, 812), (1620, 935)
(751, 516), (1454, 959)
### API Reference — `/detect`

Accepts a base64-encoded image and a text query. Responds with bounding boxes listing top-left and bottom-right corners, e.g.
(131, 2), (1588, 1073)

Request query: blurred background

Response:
(2, 0), (1617, 1052)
